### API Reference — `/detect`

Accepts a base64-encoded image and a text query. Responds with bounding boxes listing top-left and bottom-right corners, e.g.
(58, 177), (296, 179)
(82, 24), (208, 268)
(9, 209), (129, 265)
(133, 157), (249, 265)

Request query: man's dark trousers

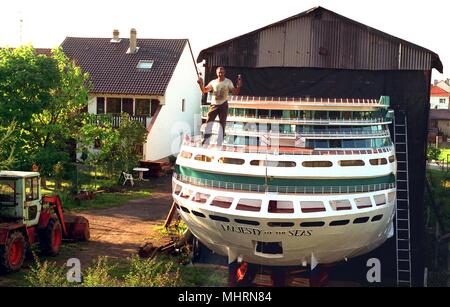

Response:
(203, 101), (229, 146)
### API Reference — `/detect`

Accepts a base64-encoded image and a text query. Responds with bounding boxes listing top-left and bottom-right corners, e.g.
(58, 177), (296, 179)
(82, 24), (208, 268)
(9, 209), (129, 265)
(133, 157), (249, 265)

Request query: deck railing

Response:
(181, 137), (394, 156)
(87, 114), (151, 128)
(218, 127), (391, 139)
(206, 95), (390, 107)
(173, 173), (395, 195)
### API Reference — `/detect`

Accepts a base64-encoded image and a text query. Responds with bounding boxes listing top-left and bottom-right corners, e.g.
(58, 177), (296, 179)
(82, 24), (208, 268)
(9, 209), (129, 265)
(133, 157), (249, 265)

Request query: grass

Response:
(40, 174), (152, 212)
(439, 148), (450, 161)
(58, 190), (152, 212)
(17, 254), (227, 287)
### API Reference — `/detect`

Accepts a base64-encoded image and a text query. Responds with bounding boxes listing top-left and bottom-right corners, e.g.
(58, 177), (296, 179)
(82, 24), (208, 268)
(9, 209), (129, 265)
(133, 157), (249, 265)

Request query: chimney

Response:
(446, 78), (450, 86)
(128, 28), (138, 54)
(110, 29), (121, 43)
(434, 79), (438, 86)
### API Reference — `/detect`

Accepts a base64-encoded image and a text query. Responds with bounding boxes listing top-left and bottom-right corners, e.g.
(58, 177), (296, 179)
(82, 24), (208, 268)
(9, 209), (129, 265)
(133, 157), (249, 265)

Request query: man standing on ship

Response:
(197, 67), (242, 146)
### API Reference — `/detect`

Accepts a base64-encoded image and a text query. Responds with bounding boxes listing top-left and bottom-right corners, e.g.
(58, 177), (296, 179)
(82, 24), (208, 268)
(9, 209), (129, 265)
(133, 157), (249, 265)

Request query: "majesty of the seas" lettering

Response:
(220, 224), (313, 237)
(220, 224), (262, 236)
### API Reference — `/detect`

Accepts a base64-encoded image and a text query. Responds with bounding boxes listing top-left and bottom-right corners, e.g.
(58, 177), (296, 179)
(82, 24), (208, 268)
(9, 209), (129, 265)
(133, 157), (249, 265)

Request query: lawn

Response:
(439, 148), (450, 161)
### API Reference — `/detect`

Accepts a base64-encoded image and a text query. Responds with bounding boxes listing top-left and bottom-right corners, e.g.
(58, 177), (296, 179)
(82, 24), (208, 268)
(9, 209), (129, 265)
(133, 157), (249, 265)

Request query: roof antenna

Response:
(18, 11), (23, 45)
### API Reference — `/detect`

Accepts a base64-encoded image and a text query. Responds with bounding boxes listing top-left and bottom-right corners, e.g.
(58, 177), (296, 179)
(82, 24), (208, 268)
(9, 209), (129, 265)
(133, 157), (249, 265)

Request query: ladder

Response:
(393, 111), (412, 287)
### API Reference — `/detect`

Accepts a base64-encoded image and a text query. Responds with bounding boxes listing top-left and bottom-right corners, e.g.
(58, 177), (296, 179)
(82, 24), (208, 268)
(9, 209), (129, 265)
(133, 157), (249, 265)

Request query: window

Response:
(300, 201), (326, 213)
(0, 180), (16, 202)
(180, 189), (193, 199)
(96, 97), (105, 114)
(302, 161), (333, 167)
(25, 177), (39, 201)
(374, 194), (386, 206)
(329, 199), (352, 211)
(339, 160), (365, 167)
(136, 99), (151, 116)
(268, 200), (294, 213)
(180, 151), (192, 159)
(193, 193), (210, 204)
(137, 60), (154, 69)
(236, 199), (262, 212)
(122, 98), (133, 115)
(218, 157), (245, 165)
(211, 196), (233, 209)
(194, 155), (213, 162)
(369, 158), (388, 166)
(439, 98), (446, 104)
(250, 160), (296, 167)
(107, 98), (121, 114)
(355, 197), (372, 209)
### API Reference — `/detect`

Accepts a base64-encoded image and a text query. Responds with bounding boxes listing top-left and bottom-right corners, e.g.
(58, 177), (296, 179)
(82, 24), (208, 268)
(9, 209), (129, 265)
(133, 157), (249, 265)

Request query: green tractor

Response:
(0, 171), (90, 273)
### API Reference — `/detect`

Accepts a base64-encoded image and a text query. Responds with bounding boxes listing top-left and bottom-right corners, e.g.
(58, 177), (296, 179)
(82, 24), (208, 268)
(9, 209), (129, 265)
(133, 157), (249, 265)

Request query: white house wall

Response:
(430, 96), (449, 109)
(144, 44), (201, 161)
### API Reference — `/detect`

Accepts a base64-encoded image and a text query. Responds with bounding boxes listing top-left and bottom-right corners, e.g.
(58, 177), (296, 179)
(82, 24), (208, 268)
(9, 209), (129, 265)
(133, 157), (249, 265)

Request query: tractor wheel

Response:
(39, 218), (62, 256)
(0, 231), (26, 273)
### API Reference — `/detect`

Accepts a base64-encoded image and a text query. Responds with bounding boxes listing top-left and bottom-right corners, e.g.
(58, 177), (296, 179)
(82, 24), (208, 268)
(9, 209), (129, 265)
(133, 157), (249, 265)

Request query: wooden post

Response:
(164, 201), (177, 228)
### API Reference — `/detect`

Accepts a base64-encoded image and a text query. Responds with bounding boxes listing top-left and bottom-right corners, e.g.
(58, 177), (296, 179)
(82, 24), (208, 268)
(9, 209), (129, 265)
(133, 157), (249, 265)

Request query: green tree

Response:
(78, 113), (147, 180)
(0, 121), (17, 170)
(427, 147), (442, 161)
(0, 46), (89, 181)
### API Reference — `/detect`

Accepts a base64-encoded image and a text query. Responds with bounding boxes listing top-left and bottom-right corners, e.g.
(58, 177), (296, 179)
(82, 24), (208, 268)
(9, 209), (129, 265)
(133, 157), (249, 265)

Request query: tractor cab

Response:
(0, 171), (89, 274)
(0, 171), (41, 227)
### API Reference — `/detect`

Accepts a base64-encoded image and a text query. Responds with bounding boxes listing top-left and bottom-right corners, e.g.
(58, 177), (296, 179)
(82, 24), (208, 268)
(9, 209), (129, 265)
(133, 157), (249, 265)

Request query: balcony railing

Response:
(87, 114), (151, 128)
(173, 173), (395, 195)
(181, 136), (394, 156)
(201, 107), (392, 125)
(200, 125), (391, 139)
(206, 95), (390, 107)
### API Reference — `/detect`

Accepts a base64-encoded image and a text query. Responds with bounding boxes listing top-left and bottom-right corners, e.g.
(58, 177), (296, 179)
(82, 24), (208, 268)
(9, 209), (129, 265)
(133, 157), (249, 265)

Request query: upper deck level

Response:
(208, 95), (390, 111)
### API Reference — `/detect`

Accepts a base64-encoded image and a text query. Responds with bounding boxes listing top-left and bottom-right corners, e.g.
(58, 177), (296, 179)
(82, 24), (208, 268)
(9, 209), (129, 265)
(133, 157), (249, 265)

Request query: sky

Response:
(1, 0), (448, 80)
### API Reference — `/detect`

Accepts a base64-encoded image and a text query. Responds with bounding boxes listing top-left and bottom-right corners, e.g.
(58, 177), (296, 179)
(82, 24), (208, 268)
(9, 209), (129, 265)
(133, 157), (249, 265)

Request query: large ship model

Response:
(172, 94), (396, 282)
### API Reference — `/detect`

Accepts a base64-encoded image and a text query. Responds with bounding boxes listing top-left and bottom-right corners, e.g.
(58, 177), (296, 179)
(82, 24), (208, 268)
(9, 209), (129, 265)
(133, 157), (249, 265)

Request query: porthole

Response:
(210, 215), (230, 222)
(302, 161), (333, 167)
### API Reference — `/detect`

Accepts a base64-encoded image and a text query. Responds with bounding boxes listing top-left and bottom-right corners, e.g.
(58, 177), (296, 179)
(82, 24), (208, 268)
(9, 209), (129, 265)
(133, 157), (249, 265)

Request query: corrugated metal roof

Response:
(197, 6), (442, 73)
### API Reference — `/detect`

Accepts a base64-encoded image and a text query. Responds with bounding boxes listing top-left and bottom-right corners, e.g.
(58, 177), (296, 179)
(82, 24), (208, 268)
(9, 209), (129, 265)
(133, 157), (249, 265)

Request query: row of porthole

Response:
(176, 203), (383, 226)
(174, 186), (394, 213)
(180, 152), (396, 168)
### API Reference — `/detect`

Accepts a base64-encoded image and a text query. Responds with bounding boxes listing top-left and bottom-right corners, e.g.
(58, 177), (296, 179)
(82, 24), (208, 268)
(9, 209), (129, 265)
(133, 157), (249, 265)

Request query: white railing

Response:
(182, 138), (394, 156)
(220, 95), (389, 107)
(173, 173), (395, 194)
(219, 128), (391, 139)
(226, 116), (392, 125)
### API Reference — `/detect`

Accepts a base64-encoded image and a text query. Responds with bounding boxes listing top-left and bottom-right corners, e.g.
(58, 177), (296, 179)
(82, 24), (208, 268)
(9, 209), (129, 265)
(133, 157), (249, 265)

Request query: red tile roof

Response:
(430, 85), (449, 97)
(34, 48), (52, 56)
(61, 37), (188, 96)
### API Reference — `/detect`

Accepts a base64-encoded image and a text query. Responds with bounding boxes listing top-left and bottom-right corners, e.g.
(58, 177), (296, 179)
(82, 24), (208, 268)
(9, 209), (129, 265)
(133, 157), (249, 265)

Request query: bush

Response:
(427, 147), (442, 161)
(83, 256), (118, 287)
(26, 254), (69, 287)
(123, 255), (181, 287)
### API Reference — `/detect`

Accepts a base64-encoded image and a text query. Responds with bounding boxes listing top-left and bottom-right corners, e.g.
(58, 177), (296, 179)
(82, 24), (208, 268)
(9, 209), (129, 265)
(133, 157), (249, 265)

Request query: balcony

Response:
(87, 114), (151, 128)
(201, 106), (392, 125)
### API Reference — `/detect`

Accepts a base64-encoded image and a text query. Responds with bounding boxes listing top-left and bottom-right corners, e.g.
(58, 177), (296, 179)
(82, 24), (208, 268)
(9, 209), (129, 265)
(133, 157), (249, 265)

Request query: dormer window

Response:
(137, 60), (154, 69)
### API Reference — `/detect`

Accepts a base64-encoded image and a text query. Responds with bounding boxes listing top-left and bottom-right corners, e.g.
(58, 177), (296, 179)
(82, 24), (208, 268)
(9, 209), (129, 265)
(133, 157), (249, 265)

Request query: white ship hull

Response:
(173, 176), (395, 266)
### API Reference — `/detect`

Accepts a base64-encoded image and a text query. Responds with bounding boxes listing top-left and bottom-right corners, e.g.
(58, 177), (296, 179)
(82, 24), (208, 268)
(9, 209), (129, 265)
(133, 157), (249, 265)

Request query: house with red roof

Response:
(430, 85), (450, 109)
(61, 29), (201, 162)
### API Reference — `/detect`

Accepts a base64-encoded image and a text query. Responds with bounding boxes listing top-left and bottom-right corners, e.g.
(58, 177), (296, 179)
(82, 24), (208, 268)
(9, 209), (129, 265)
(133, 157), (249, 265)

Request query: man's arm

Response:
(197, 78), (212, 94)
